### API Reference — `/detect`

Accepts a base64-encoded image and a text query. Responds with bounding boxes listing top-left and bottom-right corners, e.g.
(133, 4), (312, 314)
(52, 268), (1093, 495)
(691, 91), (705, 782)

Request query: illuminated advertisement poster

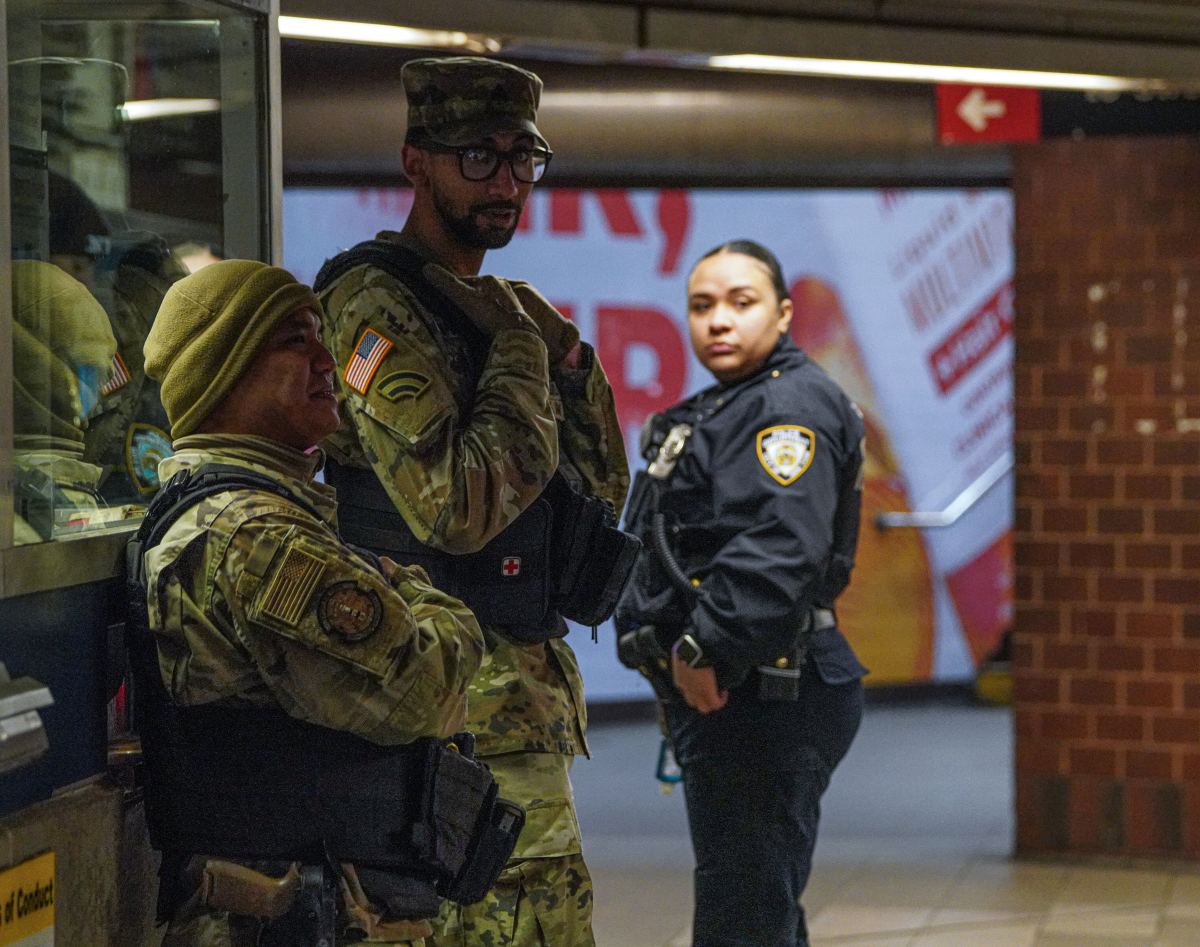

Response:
(284, 188), (1013, 695)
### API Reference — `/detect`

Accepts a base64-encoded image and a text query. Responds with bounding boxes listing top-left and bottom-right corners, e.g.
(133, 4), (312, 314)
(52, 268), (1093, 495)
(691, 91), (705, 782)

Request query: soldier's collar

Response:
(171, 434), (324, 483)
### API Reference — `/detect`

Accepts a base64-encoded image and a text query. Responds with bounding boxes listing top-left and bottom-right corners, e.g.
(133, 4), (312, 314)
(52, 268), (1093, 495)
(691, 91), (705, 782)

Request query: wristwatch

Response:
(673, 633), (711, 668)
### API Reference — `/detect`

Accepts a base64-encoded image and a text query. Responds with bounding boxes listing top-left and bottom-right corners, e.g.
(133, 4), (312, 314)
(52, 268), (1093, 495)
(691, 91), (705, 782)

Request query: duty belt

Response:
(757, 607), (835, 701)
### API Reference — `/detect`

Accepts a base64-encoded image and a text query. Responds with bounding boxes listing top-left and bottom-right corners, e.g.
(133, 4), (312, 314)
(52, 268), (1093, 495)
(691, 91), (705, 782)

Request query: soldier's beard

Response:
(435, 193), (522, 249)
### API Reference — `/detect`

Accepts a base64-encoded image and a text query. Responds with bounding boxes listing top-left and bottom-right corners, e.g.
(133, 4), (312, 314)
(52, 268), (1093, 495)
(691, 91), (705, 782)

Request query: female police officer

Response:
(616, 240), (868, 947)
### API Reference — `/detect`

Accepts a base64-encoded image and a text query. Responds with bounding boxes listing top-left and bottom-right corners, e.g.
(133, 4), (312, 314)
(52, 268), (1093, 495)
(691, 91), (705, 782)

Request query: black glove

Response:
(422, 264), (538, 338)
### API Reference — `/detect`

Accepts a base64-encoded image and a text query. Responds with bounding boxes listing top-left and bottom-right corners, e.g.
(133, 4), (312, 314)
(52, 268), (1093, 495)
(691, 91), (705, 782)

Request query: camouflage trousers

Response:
(426, 751), (595, 947)
(425, 853), (594, 947)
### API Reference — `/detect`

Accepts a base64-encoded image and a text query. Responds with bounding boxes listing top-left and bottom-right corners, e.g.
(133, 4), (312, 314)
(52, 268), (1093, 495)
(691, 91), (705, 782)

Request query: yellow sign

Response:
(0, 852), (54, 946)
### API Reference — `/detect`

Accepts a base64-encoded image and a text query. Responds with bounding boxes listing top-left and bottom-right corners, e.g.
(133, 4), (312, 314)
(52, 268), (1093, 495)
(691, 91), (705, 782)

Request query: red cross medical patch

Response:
(501, 557), (522, 577)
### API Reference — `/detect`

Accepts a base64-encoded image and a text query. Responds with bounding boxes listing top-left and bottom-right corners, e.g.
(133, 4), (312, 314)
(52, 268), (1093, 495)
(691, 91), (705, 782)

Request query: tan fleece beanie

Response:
(143, 260), (319, 437)
(12, 259), (116, 441)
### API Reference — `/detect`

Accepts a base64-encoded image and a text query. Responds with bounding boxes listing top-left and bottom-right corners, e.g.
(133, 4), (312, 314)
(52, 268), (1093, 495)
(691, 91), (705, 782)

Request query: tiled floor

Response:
(572, 699), (1200, 946)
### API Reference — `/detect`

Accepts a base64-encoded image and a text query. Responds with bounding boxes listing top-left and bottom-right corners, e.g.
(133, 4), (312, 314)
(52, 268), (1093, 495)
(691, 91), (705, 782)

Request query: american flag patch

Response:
(100, 352), (131, 396)
(343, 328), (394, 394)
(260, 546), (326, 627)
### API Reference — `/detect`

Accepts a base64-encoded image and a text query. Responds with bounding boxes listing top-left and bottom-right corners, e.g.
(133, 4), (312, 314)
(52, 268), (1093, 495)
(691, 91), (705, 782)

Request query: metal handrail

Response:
(875, 452), (1012, 530)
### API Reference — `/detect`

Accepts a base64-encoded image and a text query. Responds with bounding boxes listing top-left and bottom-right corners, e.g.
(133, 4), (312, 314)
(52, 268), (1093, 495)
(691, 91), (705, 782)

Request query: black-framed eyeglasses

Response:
(418, 141), (553, 184)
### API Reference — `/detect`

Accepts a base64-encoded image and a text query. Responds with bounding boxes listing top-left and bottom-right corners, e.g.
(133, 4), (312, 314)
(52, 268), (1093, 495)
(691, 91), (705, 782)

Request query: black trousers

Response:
(666, 658), (864, 947)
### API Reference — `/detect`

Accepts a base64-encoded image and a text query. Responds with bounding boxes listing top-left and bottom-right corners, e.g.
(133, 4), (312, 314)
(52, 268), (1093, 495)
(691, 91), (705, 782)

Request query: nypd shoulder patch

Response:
(125, 422), (173, 493)
(756, 425), (815, 486)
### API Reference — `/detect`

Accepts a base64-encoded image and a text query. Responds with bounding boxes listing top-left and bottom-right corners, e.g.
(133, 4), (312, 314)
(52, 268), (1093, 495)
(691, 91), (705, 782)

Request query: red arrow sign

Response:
(936, 84), (1041, 144)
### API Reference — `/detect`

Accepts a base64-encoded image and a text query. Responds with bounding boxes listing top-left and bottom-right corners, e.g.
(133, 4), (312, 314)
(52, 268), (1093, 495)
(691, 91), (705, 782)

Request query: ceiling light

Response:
(121, 98), (220, 121)
(278, 15), (498, 52)
(708, 54), (1162, 93)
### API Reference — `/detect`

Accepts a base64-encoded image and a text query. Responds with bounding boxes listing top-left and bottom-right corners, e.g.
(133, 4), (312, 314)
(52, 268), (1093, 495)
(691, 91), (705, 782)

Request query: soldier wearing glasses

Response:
(316, 57), (629, 946)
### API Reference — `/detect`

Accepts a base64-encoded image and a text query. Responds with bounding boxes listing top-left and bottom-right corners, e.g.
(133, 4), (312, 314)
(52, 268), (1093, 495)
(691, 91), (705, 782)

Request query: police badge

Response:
(756, 425), (815, 486)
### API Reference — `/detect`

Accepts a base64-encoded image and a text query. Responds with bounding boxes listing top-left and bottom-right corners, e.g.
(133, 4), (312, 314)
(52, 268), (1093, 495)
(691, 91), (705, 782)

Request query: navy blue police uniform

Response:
(616, 334), (868, 947)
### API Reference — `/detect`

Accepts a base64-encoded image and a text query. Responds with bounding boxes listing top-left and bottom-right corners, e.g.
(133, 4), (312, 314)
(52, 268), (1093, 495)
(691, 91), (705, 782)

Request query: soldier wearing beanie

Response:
(136, 260), (485, 946)
(81, 232), (189, 503)
(46, 173), (189, 502)
(315, 57), (628, 946)
(12, 259), (121, 543)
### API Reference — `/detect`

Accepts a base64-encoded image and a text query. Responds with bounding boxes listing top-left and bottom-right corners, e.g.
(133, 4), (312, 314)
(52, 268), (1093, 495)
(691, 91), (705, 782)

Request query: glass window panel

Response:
(6, 1), (267, 546)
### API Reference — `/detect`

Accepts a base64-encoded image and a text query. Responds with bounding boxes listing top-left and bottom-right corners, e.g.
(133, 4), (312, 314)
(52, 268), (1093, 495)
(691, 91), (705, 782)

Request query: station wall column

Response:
(1013, 135), (1200, 858)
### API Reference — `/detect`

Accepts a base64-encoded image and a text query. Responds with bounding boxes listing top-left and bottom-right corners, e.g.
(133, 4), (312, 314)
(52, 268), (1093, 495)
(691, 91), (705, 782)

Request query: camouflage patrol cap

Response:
(402, 56), (548, 148)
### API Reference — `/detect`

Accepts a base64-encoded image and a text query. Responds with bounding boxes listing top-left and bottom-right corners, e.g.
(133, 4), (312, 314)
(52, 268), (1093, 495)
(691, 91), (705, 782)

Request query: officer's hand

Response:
(672, 654), (728, 714)
(506, 281), (582, 367)
(423, 264), (538, 338)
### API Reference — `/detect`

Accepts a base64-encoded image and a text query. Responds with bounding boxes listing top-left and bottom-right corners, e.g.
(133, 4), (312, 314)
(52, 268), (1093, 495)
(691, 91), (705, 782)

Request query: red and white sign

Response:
(284, 187), (1014, 694)
(936, 84), (1041, 144)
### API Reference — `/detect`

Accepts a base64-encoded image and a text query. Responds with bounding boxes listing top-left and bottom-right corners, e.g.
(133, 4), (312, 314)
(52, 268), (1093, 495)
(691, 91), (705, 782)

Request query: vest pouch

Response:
(444, 796), (526, 905)
(450, 497), (553, 630)
(415, 741), (525, 905)
(544, 477), (642, 627)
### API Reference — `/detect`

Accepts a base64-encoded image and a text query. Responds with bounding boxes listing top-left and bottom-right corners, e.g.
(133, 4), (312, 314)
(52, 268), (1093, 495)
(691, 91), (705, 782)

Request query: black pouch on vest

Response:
(544, 475), (643, 627)
(443, 796), (526, 904)
(414, 737), (525, 905)
(455, 497), (554, 634)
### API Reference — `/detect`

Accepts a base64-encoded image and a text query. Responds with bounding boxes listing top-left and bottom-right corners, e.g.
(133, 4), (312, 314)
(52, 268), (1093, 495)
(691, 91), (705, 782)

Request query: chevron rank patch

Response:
(343, 328), (394, 394)
(756, 425), (815, 486)
(261, 545), (326, 626)
(376, 370), (430, 401)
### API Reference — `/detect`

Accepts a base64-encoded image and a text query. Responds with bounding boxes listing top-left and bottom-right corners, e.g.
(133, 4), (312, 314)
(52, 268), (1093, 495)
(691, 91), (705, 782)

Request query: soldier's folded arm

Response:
(332, 284), (559, 554)
(219, 507), (485, 743)
(552, 346), (631, 516)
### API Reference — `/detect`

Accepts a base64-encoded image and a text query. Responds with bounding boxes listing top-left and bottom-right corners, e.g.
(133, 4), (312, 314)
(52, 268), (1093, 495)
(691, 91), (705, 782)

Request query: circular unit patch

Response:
(317, 581), (383, 642)
(126, 423), (174, 493)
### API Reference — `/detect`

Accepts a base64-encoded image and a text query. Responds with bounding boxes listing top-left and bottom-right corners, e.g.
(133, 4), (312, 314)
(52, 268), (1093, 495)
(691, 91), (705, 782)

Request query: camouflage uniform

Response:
(144, 433), (486, 947)
(13, 444), (139, 544)
(319, 231), (628, 946)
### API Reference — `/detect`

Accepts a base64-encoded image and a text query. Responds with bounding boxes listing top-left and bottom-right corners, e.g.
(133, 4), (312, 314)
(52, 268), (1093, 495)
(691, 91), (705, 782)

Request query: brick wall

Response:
(1013, 136), (1200, 859)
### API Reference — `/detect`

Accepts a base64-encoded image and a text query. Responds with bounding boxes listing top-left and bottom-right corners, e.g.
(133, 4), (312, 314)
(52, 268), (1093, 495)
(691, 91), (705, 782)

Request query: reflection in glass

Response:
(7, 4), (264, 544)
(11, 259), (134, 543)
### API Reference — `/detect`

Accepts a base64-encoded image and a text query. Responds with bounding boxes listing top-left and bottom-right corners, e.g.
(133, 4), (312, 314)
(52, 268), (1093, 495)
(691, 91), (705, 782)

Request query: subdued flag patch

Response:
(261, 545), (326, 626)
(344, 328), (394, 394)
(756, 425), (815, 486)
(377, 369), (430, 401)
(100, 352), (131, 396)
